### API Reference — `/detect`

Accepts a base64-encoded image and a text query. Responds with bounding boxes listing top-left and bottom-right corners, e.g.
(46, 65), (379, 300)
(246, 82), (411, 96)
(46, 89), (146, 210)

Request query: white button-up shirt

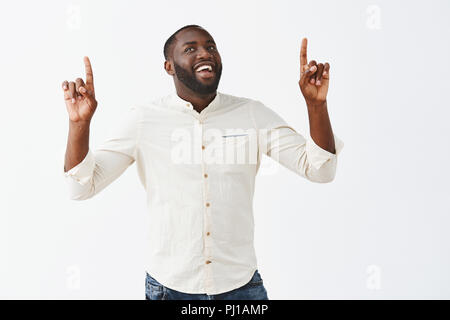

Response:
(63, 91), (344, 295)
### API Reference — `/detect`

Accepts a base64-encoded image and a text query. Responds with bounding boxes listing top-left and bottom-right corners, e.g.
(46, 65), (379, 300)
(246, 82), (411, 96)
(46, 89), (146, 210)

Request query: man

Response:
(62, 25), (344, 300)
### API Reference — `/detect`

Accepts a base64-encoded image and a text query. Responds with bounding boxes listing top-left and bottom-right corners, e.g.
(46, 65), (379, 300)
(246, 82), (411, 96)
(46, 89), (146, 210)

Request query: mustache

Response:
(174, 62), (222, 94)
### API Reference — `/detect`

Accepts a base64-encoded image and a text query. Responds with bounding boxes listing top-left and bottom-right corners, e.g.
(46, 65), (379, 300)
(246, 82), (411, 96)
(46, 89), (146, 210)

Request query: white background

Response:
(1, 0), (449, 299)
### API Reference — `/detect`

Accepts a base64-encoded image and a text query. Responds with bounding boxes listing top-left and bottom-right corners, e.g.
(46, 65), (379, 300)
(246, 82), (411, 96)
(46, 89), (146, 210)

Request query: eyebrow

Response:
(182, 39), (216, 46)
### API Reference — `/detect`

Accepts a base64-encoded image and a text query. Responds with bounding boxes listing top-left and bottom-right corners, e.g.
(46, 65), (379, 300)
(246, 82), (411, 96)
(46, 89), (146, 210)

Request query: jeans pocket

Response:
(246, 270), (263, 287)
(146, 287), (165, 300)
(147, 272), (166, 286)
(145, 274), (166, 300)
(146, 282), (166, 300)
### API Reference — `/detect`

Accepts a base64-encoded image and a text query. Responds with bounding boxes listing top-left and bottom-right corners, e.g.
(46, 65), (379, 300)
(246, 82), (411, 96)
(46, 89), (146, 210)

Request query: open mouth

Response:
(194, 64), (215, 79)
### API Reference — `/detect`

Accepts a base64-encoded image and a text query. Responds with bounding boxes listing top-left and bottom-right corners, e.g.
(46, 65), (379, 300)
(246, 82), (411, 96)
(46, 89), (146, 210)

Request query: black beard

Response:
(174, 61), (222, 95)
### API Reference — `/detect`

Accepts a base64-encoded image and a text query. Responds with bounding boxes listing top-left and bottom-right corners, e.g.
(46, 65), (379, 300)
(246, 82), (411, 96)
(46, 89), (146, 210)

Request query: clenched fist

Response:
(62, 56), (97, 123)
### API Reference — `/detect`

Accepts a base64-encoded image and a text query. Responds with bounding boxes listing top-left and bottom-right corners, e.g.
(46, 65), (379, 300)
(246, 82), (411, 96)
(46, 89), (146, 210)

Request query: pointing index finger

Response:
(84, 56), (94, 86)
(300, 38), (308, 73)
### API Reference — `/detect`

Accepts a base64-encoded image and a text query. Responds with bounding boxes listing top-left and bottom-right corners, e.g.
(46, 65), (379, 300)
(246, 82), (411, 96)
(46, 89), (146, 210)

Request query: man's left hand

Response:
(298, 38), (330, 106)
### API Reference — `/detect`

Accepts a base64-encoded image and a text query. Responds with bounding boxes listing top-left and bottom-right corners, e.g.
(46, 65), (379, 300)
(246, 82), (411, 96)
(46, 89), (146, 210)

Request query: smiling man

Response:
(62, 24), (344, 300)
(164, 25), (223, 113)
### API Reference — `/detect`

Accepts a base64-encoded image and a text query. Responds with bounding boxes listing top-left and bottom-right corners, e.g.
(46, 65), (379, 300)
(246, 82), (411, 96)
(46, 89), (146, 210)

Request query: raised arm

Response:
(251, 100), (343, 183)
(63, 56), (97, 172)
(299, 38), (336, 155)
(61, 57), (140, 200)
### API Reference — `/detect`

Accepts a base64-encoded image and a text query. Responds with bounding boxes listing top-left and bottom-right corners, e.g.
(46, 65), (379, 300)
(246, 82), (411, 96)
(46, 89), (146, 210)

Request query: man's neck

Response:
(176, 88), (217, 113)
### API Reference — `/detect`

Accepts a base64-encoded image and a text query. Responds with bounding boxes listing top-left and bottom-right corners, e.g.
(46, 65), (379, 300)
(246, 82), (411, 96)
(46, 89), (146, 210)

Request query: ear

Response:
(164, 60), (175, 76)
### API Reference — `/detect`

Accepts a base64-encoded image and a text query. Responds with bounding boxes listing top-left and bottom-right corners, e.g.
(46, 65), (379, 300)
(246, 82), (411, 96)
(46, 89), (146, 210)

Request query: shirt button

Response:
(205, 260), (212, 264)
(205, 202), (210, 207)
(186, 103), (190, 108)
(202, 145), (205, 150)
(204, 173), (208, 178)
(206, 232), (210, 236)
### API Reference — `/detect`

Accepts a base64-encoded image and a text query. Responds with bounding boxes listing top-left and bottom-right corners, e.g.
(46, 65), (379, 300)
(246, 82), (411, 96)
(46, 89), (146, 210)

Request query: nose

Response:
(196, 46), (213, 59)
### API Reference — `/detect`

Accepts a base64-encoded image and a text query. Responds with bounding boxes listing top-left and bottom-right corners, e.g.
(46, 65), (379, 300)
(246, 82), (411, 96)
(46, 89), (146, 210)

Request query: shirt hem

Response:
(145, 266), (258, 295)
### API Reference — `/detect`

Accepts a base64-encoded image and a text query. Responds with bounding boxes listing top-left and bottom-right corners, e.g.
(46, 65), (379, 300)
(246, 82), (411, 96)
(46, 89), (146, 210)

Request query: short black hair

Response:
(163, 24), (204, 60)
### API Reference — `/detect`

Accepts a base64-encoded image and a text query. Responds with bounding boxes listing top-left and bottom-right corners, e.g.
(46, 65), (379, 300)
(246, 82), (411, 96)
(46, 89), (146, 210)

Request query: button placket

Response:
(200, 119), (213, 270)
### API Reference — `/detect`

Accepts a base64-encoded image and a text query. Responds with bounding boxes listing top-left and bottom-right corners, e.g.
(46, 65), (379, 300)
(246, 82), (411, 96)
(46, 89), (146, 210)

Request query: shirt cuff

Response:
(63, 149), (95, 185)
(306, 134), (344, 170)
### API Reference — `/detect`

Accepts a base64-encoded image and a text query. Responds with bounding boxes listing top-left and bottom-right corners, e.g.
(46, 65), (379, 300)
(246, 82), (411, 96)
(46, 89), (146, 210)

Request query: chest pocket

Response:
(220, 134), (256, 165)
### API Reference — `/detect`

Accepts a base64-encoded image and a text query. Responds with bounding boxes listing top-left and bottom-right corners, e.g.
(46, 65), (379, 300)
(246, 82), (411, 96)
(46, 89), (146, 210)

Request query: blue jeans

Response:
(145, 270), (269, 300)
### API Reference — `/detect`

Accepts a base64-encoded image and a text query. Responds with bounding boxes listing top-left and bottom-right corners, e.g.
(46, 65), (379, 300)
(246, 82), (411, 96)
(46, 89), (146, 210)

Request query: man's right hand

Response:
(62, 56), (97, 123)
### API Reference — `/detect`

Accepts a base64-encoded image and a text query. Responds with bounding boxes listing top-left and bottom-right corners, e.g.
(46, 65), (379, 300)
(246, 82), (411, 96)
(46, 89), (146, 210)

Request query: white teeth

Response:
(196, 65), (212, 72)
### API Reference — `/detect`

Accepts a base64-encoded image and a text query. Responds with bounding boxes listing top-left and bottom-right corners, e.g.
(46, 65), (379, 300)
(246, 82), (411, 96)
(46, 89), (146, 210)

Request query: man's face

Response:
(168, 28), (222, 95)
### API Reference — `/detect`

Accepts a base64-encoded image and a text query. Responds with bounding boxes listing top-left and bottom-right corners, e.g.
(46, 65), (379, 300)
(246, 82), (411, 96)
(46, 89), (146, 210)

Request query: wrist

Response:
(69, 119), (91, 128)
(306, 99), (327, 111)
(69, 120), (91, 138)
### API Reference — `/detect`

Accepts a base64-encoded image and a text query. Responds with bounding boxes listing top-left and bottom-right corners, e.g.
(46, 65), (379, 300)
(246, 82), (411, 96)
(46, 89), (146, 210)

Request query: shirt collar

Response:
(166, 91), (223, 115)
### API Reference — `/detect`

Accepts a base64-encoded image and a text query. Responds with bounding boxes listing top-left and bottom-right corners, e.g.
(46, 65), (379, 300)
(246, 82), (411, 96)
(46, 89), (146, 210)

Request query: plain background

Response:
(1, 0), (450, 299)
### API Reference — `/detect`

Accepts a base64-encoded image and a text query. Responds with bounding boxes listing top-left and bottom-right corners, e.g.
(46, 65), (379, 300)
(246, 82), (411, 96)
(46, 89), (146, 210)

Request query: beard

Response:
(174, 61), (222, 95)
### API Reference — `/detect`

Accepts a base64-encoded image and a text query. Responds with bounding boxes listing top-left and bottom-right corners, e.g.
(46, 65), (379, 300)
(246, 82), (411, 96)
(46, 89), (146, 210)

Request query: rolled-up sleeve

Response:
(63, 105), (141, 200)
(251, 101), (344, 183)
(64, 148), (95, 186)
